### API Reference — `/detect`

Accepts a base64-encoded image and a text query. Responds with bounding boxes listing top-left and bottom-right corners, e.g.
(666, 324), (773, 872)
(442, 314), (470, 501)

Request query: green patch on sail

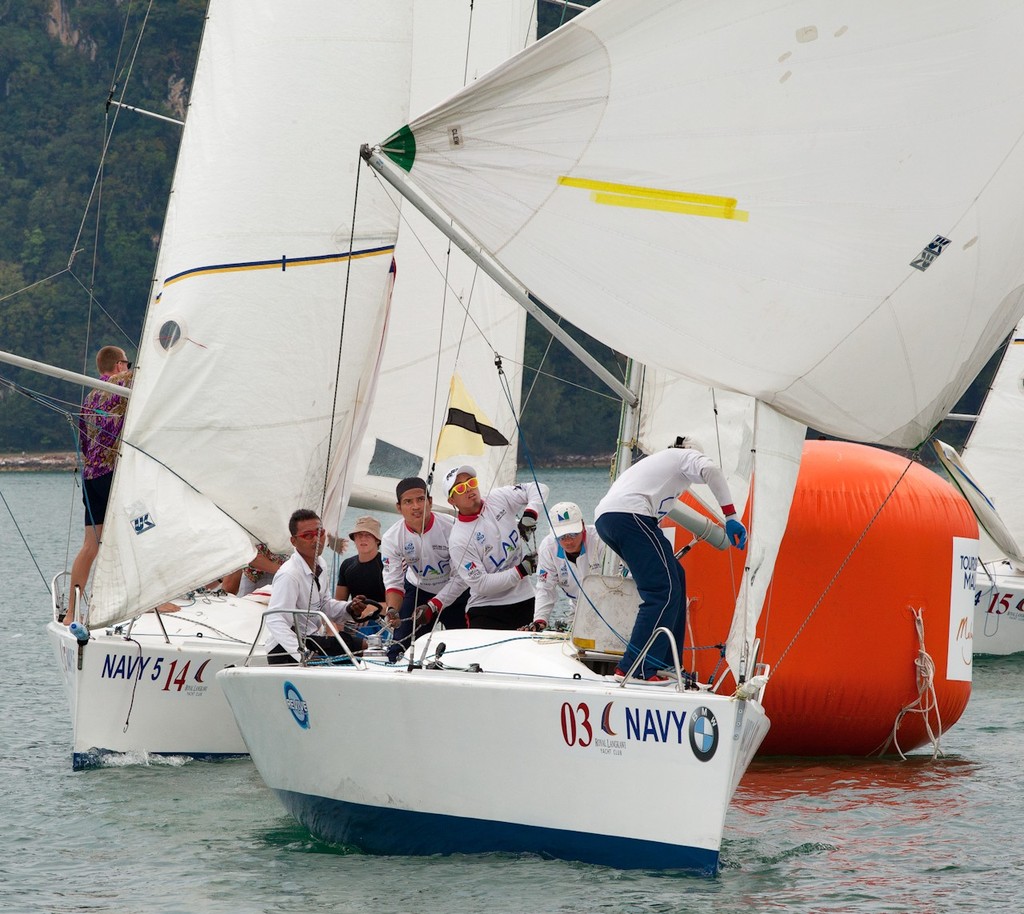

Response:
(381, 125), (416, 173)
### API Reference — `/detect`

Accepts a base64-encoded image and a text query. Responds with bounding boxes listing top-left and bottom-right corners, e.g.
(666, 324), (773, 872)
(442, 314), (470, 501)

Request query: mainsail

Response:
(89, 1), (415, 627)
(368, 0), (1024, 680)
(350, 0), (533, 510)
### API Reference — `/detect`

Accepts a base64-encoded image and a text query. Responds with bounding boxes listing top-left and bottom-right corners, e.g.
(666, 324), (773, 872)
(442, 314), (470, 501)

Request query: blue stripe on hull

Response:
(276, 789), (719, 874)
(72, 749), (248, 771)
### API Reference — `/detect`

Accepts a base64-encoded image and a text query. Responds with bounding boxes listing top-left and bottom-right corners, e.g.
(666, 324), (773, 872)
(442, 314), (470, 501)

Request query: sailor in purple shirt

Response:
(64, 345), (132, 624)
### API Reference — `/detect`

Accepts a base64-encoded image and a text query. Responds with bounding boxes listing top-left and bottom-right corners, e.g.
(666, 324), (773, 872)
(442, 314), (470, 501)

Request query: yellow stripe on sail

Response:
(558, 176), (748, 222)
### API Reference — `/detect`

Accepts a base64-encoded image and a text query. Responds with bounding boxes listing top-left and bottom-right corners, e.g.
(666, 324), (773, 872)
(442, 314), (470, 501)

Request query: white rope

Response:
(884, 607), (944, 759)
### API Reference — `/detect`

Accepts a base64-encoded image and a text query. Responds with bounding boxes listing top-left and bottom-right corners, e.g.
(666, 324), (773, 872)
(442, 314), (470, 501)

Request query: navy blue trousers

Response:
(595, 511), (686, 679)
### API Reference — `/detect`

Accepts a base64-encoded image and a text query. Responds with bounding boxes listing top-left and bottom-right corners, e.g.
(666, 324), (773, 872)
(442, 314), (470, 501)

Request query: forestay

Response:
(89, 1), (414, 628)
(379, 0), (1024, 448)
(350, 0), (533, 511)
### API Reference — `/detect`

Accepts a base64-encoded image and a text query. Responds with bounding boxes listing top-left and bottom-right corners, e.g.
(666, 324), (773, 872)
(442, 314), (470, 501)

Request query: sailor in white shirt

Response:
(445, 464), (549, 630)
(526, 501), (605, 632)
(381, 476), (469, 662)
(266, 509), (372, 664)
(594, 438), (746, 682)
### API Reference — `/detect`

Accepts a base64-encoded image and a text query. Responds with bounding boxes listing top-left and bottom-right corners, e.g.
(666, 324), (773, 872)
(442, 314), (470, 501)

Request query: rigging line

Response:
(524, 1), (539, 50)
(0, 268), (71, 306)
(462, 0), (475, 88)
(0, 377), (82, 418)
(365, 166), (501, 355)
(68, 0), (156, 272)
(771, 457), (915, 677)
(320, 151), (365, 525)
(0, 485), (51, 592)
(116, 438), (262, 546)
(521, 361), (620, 401)
(67, 269), (138, 348)
(520, 317), (560, 416)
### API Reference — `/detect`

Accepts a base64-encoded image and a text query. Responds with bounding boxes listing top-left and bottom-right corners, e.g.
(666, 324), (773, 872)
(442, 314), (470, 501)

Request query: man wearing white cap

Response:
(445, 464), (548, 629)
(594, 438), (746, 682)
(524, 501), (606, 632)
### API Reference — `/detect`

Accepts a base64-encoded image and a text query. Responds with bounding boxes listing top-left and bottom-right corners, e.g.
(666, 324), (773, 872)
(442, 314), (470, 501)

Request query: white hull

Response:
(49, 592), (269, 769)
(974, 562), (1024, 656)
(218, 630), (769, 871)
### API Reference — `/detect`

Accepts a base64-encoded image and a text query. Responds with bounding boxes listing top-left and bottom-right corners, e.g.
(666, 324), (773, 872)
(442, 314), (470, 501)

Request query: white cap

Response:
(443, 465), (477, 496)
(549, 501), (584, 537)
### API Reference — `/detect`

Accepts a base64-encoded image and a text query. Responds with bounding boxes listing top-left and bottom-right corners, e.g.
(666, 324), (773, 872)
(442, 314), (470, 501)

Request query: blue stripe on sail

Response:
(162, 244), (396, 287)
(275, 789), (719, 874)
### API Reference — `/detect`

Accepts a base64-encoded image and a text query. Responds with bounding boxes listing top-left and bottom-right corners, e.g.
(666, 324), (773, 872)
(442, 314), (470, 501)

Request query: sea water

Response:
(2, 469), (1023, 914)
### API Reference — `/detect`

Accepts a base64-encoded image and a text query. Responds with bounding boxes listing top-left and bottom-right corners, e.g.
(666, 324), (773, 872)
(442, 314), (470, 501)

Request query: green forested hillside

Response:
(0, 0), (619, 459)
(0, 0), (206, 450)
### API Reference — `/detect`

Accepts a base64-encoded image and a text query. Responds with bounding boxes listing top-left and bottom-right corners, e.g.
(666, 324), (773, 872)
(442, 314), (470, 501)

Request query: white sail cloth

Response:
(350, 0), (533, 511)
(383, 0), (1024, 449)
(89, 1), (414, 627)
(370, 0), (1024, 685)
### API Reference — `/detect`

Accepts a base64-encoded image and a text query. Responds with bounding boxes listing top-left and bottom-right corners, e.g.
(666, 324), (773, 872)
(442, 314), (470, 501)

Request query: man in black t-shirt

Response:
(335, 515), (386, 604)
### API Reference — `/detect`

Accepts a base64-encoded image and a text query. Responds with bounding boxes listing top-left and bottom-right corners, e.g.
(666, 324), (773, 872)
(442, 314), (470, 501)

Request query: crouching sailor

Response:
(595, 438), (746, 682)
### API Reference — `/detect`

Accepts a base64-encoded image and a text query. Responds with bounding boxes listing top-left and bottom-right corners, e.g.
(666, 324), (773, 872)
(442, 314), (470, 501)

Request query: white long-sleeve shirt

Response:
(266, 552), (359, 661)
(448, 482), (548, 609)
(380, 512), (467, 610)
(595, 448), (736, 520)
(534, 525), (605, 625)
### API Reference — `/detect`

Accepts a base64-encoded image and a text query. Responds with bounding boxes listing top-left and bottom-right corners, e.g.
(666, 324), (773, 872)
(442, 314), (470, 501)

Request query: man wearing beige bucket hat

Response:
(335, 514), (386, 605)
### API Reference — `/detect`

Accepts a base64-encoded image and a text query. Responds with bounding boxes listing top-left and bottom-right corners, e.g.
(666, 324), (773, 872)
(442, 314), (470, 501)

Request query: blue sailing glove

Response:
(725, 518), (747, 550)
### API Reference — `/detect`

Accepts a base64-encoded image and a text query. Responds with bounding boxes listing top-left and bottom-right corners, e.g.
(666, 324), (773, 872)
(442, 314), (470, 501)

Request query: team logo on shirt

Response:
(464, 561), (478, 572)
(476, 531), (486, 543)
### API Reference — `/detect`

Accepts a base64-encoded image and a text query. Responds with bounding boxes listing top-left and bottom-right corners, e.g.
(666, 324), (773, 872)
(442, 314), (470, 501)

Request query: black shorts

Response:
(82, 472), (113, 527)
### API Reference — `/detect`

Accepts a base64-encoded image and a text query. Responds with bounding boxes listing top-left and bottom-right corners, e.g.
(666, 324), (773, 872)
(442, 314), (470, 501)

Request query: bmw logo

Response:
(283, 680), (310, 730)
(689, 706), (718, 762)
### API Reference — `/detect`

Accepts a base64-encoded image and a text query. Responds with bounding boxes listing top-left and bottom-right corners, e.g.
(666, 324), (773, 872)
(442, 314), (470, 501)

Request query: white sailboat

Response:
(937, 322), (1024, 655)
(39, 0), (540, 770)
(221, 0), (1024, 869)
(44, 0), (416, 768)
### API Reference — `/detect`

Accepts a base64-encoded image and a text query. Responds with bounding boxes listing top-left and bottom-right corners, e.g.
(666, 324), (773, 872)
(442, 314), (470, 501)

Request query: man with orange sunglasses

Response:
(445, 465), (548, 630)
(265, 508), (373, 664)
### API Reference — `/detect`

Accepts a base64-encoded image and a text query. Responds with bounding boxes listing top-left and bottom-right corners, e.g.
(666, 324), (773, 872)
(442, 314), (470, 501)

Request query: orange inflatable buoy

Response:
(673, 440), (975, 757)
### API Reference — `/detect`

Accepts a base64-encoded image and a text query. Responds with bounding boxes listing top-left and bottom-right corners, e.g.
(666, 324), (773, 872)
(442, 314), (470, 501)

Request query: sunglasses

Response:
(558, 531), (582, 541)
(449, 476), (479, 497)
(117, 358), (132, 369)
(294, 527), (326, 541)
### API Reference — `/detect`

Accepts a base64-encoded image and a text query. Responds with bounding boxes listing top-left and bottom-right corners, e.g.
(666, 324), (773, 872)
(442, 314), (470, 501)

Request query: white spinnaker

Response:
(960, 326), (1024, 568)
(387, 0), (1024, 448)
(89, 1), (413, 627)
(350, 0), (534, 511)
